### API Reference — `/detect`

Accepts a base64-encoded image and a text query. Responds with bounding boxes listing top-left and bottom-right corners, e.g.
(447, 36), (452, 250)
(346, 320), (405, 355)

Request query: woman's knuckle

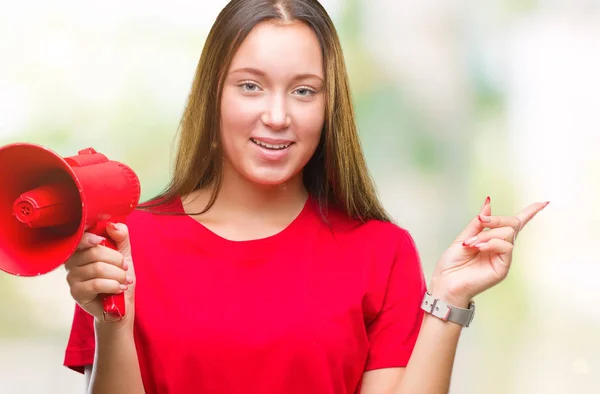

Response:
(92, 263), (105, 278)
(66, 251), (83, 267)
(110, 252), (122, 267)
(85, 247), (98, 262)
(69, 285), (81, 300)
(66, 272), (74, 286)
(91, 280), (102, 294)
(64, 257), (74, 271)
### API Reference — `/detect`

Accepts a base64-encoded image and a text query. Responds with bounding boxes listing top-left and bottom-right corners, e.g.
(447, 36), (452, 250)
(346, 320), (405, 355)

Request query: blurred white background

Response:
(0, 0), (598, 393)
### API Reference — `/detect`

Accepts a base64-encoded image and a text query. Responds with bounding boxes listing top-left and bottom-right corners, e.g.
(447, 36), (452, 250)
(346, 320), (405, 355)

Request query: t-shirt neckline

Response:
(173, 195), (317, 253)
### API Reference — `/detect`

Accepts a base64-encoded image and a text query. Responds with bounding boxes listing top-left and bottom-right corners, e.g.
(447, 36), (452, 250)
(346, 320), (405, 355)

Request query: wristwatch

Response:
(420, 292), (476, 327)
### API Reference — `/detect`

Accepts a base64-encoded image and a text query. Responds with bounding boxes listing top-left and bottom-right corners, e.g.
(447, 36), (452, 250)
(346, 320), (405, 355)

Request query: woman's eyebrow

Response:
(230, 67), (323, 83)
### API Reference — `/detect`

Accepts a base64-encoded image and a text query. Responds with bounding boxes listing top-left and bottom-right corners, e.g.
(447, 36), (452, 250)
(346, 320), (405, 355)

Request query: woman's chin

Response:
(250, 176), (292, 187)
(245, 168), (299, 188)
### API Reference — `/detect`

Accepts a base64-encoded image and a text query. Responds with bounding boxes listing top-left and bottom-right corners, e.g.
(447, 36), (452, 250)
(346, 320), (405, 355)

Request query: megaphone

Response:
(0, 142), (141, 321)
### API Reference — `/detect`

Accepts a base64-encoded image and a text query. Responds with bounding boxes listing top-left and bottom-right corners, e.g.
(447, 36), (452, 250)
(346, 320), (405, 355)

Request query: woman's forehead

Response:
(228, 21), (324, 80)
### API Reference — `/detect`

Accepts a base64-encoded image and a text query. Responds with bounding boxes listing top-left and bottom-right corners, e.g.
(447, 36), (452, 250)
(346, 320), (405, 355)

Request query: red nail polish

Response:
(485, 196), (490, 205)
(107, 222), (119, 231)
(477, 215), (491, 223)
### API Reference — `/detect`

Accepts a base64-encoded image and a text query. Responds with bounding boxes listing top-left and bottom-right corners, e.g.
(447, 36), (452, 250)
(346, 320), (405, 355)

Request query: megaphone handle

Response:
(88, 221), (127, 322)
(99, 236), (127, 322)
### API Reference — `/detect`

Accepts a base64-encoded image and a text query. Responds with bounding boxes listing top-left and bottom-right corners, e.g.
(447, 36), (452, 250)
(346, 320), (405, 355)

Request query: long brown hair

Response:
(141, 0), (392, 223)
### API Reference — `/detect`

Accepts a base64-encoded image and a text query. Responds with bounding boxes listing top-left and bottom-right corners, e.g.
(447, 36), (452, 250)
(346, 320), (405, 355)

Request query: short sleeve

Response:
(364, 230), (427, 371)
(63, 304), (96, 373)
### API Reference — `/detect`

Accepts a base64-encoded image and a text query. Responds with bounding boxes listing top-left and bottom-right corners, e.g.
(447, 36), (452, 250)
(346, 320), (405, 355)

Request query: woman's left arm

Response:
(361, 198), (549, 394)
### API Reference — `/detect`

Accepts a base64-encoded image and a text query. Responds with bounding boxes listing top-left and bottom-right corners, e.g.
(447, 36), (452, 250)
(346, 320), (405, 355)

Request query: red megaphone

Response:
(0, 142), (141, 321)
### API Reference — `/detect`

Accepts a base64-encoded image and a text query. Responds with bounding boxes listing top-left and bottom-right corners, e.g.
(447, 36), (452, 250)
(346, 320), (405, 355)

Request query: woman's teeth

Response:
(250, 138), (292, 150)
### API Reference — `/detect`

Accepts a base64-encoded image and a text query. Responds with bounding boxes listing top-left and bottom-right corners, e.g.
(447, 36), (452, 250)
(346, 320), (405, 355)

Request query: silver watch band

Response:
(420, 292), (475, 327)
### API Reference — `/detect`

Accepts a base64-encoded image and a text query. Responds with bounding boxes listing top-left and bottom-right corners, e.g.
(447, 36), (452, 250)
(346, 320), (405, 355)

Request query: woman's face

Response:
(220, 20), (326, 186)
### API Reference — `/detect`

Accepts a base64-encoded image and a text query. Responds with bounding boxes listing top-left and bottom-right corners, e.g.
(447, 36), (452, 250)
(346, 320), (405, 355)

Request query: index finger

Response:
(515, 201), (550, 229)
(77, 232), (106, 250)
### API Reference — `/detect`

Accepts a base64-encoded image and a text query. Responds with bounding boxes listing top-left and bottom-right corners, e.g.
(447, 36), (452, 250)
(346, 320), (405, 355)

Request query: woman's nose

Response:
(261, 95), (291, 131)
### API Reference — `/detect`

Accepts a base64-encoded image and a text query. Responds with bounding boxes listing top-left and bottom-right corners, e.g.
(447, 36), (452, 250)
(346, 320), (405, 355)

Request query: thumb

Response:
(106, 222), (133, 264)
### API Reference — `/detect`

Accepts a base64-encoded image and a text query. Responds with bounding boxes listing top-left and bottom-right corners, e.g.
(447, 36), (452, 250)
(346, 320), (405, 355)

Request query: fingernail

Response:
(478, 215), (491, 223)
(89, 234), (105, 245)
(107, 222), (119, 231)
(463, 236), (478, 246)
(485, 196), (491, 205)
(543, 201), (550, 207)
(120, 284), (128, 290)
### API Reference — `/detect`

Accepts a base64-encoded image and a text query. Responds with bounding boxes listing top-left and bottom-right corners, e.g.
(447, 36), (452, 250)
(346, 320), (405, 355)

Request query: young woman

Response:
(62, 1), (548, 393)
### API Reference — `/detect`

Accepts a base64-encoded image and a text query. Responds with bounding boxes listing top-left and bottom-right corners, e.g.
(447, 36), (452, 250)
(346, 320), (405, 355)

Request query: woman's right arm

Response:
(64, 223), (145, 394)
(85, 321), (145, 394)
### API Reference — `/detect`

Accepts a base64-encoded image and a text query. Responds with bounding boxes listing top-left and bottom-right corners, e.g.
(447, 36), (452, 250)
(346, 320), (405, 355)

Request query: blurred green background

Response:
(0, 0), (598, 393)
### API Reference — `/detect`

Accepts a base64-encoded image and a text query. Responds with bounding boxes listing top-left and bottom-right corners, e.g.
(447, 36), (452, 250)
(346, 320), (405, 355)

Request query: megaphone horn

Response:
(0, 143), (141, 321)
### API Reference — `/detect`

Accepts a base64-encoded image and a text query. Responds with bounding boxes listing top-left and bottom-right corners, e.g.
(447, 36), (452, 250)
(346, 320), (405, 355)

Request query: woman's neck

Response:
(183, 160), (308, 224)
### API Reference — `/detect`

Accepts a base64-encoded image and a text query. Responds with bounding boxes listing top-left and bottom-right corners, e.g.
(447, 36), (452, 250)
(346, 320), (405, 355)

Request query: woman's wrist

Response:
(428, 279), (472, 309)
(94, 318), (135, 342)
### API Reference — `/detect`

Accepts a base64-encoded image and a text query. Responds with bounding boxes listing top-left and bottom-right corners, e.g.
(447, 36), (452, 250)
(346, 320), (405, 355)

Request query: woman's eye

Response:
(294, 87), (316, 97)
(240, 82), (260, 92)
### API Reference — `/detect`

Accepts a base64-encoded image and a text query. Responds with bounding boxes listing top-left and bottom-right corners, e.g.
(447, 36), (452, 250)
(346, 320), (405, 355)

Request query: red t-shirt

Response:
(64, 196), (426, 393)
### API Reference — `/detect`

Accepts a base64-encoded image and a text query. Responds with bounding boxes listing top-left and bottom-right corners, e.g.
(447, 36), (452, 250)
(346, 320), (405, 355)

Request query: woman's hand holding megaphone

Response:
(65, 223), (136, 326)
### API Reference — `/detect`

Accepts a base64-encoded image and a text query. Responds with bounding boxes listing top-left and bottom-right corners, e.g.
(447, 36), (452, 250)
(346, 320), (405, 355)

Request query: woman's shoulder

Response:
(125, 194), (185, 227)
(320, 202), (412, 246)
(319, 205), (424, 301)
(348, 218), (416, 259)
(314, 203), (419, 270)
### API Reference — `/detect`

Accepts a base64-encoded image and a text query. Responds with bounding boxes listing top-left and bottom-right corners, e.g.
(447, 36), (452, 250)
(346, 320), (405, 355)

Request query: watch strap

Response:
(420, 292), (475, 327)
